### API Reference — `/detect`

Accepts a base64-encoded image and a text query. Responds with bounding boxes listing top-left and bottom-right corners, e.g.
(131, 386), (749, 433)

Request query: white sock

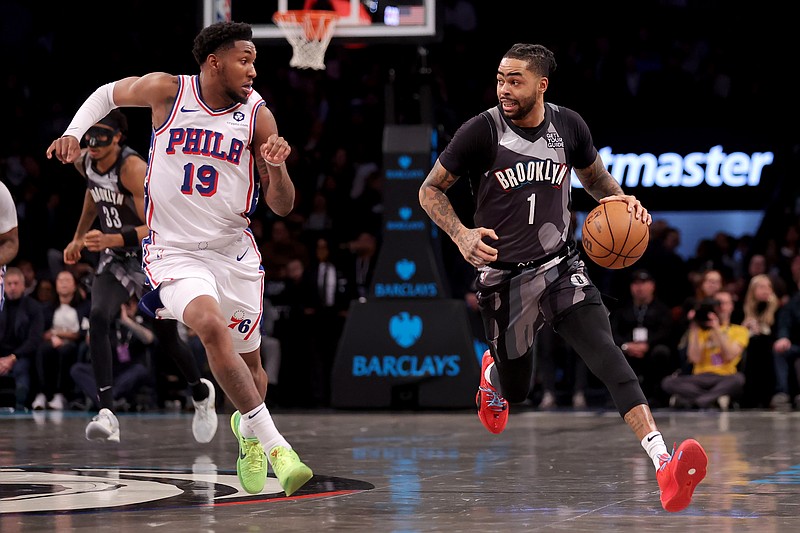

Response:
(240, 403), (290, 452)
(641, 431), (670, 470)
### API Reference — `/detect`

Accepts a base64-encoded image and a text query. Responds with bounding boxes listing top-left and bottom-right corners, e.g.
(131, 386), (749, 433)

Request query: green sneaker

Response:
(268, 445), (313, 496)
(230, 411), (267, 494)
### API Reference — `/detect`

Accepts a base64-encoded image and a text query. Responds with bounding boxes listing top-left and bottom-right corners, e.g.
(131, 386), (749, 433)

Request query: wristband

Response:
(265, 159), (282, 167)
(121, 226), (139, 248)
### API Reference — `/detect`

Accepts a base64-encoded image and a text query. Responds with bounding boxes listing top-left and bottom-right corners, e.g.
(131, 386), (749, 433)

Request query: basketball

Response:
(581, 200), (649, 269)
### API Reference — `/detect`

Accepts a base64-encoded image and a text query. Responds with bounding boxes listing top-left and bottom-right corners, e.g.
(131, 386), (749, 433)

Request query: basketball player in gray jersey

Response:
(61, 110), (218, 444)
(420, 43), (707, 513)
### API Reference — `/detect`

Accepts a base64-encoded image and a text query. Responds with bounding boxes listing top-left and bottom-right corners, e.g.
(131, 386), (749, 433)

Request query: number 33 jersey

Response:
(82, 146), (144, 250)
(144, 74), (263, 245)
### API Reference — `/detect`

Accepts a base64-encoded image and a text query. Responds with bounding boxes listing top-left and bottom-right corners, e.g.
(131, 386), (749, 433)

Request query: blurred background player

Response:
(55, 110), (217, 443)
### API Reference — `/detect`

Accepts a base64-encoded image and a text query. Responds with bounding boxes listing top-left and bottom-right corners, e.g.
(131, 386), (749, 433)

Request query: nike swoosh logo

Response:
(180, 105), (199, 113)
(236, 249), (248, 261)
(99, 386), (112, 392)
(240, 449), (247, 460)
(248, 406), (265, 419)
(647, 432), (661, 442)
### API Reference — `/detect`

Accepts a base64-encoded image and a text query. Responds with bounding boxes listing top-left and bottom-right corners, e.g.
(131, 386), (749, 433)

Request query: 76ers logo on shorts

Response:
(228, 309), (252, 334)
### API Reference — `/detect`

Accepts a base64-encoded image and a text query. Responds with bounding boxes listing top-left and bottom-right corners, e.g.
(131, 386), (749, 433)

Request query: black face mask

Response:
(85, 126), (117, 147)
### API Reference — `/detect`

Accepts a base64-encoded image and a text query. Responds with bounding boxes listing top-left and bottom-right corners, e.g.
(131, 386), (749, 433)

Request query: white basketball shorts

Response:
(142, 231), (264, 354)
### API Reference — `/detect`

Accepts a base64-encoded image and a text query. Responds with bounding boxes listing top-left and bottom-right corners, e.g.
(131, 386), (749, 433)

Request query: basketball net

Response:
(273, 10), (338, 71)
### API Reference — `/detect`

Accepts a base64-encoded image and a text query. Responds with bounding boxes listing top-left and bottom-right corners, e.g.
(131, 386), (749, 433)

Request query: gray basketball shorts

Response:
(475, 255), (602, 362)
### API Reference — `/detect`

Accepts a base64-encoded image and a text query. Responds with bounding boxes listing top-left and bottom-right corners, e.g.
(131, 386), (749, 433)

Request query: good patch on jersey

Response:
(570, 273), (589, 287)
(493, 159), (570, 190)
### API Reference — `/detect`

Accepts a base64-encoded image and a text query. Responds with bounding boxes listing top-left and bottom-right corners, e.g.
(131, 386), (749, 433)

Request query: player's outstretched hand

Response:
(46, 136), (81, 164)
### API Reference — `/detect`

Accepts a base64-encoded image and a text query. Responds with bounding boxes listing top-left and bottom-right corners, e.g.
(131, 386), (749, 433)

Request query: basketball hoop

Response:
(273, 10), (338, 71)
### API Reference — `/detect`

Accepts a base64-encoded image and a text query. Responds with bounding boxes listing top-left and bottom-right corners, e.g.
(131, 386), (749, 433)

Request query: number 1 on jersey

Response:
(527, 193), (536, 225)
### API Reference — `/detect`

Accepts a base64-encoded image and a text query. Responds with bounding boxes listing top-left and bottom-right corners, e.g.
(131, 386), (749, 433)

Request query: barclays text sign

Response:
(331, 300), (479, 408)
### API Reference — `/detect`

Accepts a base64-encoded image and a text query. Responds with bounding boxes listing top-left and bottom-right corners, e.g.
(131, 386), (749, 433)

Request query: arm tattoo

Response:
(420, 163), (463, 239)
(579, 157), (624, 201)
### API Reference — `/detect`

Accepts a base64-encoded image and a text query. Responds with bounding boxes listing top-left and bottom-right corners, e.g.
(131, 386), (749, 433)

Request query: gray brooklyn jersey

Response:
(440, 103), (596, 264)
(82, 145), (144, 250)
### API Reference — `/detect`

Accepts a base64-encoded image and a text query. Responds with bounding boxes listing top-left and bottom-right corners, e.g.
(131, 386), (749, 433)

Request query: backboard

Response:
(203, 0), (439, 41)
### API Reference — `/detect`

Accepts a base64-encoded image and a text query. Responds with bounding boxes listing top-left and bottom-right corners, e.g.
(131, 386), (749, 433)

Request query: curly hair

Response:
(503, 43), (557, 78)
(192, 21), (253, 66)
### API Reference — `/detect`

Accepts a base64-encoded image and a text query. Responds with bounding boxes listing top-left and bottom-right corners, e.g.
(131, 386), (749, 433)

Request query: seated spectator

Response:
(610, 269), (677, 407)
(661, 290), (748, 410)
(770, 275), (800, 409)
(70, 297), (153, 411)
(740, 274), (780, 408)
(31, 270), (89, 410)
(0, 267), (44, 410)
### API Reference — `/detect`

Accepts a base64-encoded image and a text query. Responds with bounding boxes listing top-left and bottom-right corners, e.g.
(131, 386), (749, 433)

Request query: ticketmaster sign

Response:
(573, 145), (774, 189)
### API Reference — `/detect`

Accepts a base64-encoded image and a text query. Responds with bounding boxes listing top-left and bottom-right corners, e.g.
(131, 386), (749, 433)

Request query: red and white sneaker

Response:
(476, 350), (508, 434)
(657, 438), (708, 512)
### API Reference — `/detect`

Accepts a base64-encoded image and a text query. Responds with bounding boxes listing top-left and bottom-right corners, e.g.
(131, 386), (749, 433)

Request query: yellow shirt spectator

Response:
(692, 324), (749, 376)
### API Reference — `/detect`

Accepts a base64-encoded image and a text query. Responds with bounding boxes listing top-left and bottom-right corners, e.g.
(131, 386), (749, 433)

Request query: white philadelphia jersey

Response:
(144, 75), (262, 245)
(0, 180), (17, 234)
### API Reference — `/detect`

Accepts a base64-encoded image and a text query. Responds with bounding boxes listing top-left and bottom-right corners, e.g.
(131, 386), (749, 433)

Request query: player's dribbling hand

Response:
(600, 194), (651, 225)
(260, 133), (291, 167)
(457, 227), (499, 267)
(45, 135), (81, 164)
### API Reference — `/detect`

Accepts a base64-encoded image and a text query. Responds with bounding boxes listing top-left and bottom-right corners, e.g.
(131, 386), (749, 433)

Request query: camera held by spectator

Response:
(692, 298), (719, 329)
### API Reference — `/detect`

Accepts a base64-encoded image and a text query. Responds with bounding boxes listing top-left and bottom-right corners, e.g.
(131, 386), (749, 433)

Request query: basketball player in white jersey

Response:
(0, 181), (19, 311)
(46, 21), (312, 497)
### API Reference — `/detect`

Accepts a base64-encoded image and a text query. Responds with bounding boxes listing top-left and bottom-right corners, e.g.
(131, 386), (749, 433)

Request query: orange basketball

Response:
(581, 200), (649, 269)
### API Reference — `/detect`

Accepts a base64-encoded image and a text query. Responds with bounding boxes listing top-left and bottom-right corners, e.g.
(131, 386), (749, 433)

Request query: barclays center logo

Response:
(386, 205), (425, 231)
(374, 259), (438, 297)
(389, 311), (422, 348)
(396, 258), (415, 280)
(351, 312), (460, 377)
(386, 154), (425, 180)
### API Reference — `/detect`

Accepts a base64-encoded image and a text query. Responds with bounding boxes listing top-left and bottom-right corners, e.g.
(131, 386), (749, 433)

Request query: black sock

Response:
(189, 380), (209, 402)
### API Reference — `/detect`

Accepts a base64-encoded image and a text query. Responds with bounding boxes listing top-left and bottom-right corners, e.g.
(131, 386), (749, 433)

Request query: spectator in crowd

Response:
(676, 268), (725, 359)
(16, 258), (39, 297)
(261, 219), (310, 282)
(0, 266), (45, 410)
(32, 277), (57, 309)
(341, 231), (378, 301)
(740, 274), (780, 408)
(662, 290), (747, 410)
(31, 270), (89, 410)
(638, 223), (692, 310)
(271, 258), (316, 407)
(770, 273), (800, 409)
(611, 269), (677, 407)
(71, 297), (153, 412)
(308, 236), (349, 406)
